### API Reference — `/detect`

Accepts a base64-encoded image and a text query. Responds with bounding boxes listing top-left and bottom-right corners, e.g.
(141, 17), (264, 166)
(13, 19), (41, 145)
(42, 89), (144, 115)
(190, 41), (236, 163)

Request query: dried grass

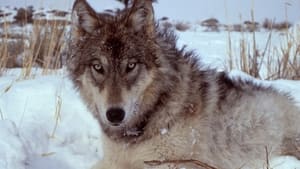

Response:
(21, 19), (67, 78)
(227, 5), (299, 80)
(0, 18), (68, 77)
(0, 21), (10, 73)
(50, 94), (62, 139)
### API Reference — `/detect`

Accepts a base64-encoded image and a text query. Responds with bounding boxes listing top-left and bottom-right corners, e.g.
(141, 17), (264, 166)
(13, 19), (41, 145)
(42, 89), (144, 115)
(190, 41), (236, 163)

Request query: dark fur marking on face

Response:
(89, 69), (105, 91)
(105, 37), (124, 59)
(125, 64), (143, 90)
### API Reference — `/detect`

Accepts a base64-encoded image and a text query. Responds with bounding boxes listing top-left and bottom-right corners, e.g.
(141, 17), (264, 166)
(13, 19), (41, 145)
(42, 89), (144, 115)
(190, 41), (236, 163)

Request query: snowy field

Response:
(0, 69), (102, 169)
(0, 29), (300, 169)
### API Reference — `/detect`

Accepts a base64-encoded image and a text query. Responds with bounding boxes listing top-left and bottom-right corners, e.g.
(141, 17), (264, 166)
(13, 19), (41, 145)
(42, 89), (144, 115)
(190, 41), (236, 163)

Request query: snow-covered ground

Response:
(176, 25), (300, 79)
(0, 69), (102, 169)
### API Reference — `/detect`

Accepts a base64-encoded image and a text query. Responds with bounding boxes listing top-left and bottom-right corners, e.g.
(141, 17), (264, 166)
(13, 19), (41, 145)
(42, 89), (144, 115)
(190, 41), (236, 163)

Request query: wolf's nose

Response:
(106, 108), (125, 125)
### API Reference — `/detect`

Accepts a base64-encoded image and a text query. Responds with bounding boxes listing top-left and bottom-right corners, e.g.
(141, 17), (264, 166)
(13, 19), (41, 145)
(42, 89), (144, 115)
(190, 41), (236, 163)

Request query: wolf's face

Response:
(68, 0), (173, 140)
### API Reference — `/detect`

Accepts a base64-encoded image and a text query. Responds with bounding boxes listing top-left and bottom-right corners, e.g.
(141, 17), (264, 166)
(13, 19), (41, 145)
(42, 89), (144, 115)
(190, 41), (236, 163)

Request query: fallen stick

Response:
(144, 159), (218, 169)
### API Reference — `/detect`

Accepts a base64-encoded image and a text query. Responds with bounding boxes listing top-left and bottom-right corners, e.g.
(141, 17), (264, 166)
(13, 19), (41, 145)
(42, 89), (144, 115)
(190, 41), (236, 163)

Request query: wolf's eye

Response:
(92, 63), (104, 74)
(126, 62), (136, 73)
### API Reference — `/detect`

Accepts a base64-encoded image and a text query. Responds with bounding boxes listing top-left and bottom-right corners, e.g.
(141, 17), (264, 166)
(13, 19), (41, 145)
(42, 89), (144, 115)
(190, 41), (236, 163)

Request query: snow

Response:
(160, 128), (168, 135)
(271, 156), (300, 169)
(0, 69), (102, 169)
(176, 29), (293, 78)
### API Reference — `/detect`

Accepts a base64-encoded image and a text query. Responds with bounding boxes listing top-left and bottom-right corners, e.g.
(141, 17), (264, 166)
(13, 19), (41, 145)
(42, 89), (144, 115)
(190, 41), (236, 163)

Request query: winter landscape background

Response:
(0, 0), (300, 169)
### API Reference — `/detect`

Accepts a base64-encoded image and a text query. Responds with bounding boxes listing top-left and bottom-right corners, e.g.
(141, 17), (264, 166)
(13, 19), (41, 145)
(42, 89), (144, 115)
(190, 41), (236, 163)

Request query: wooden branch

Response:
(144, 159), (218, 169)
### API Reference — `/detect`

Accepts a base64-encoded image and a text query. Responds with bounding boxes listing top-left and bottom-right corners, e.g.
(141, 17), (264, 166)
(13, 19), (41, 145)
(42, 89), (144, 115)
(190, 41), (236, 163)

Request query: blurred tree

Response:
(201, 18), (220, 32)
(14, 7), (34, 25)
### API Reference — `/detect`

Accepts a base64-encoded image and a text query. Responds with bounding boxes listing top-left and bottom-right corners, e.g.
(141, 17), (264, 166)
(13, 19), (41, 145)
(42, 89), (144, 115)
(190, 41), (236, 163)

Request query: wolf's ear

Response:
(71, 0), (101, 35)
(127, 0), (155, 36)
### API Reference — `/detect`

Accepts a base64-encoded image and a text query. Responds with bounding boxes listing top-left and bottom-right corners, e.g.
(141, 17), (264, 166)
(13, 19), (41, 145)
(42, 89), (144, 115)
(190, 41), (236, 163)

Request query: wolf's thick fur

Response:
(67, 0), (300, 168)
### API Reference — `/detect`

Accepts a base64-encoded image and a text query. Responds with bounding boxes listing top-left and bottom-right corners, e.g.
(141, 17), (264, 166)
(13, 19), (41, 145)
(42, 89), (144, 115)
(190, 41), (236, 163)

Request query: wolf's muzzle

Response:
(106, 108), (125, 125)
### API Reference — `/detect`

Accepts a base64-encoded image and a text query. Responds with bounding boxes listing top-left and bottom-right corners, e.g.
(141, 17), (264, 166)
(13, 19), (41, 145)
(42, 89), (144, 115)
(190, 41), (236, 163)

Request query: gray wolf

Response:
(67, 0), (300, 168)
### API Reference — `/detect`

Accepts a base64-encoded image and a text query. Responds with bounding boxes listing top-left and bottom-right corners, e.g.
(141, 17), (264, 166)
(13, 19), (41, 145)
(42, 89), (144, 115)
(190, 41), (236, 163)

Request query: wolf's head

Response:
(68, 0), (180, 140)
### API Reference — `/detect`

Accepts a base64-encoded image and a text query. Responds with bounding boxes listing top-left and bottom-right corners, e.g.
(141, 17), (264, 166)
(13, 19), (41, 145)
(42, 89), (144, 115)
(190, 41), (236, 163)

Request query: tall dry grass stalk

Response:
(229, 26), (299, 80)
(249, 5), (259, 78)
(0, 18), (68, 77)
(227, 2), (299, 80)
(269, 27), (300, 80)
(21, 19), (68, 78)
(50, 94), (62, 139)
(0, 21), (10, 73)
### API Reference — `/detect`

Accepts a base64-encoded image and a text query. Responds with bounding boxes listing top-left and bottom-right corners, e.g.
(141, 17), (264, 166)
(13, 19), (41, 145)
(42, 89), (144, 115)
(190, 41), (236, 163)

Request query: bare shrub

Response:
(201, 18), (220, 32)
(14, 7), (34, 25)
(47, 10), (69, 17)
(175, 22), (190, 32)
(244, 21), (260, 32)
(263, 19), (292, 31)
(273, 21), (292, 31)
(263, 18), (273, 30)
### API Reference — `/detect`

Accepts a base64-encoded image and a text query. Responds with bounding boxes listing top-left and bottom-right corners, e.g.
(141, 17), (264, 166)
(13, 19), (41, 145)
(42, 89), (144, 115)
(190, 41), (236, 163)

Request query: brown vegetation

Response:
(244, 21), (260, 32)
(175, 21), (191, 32)
(201, 18), (220, 32)
(263, 18), (292, 31)
(47, 10), (69, 17)
(14, 7), (34, 25)
(0, 19), (68, 77)
(227, 24), (300, 80)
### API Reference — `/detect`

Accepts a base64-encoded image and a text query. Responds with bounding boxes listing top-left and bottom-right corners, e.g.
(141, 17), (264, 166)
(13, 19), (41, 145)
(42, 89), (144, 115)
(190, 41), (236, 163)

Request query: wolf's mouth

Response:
(124, 113), (149, 137)
(124, 127), (143, 136)
(122, 91), (169, 138)
(95, 91), (169, 142)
